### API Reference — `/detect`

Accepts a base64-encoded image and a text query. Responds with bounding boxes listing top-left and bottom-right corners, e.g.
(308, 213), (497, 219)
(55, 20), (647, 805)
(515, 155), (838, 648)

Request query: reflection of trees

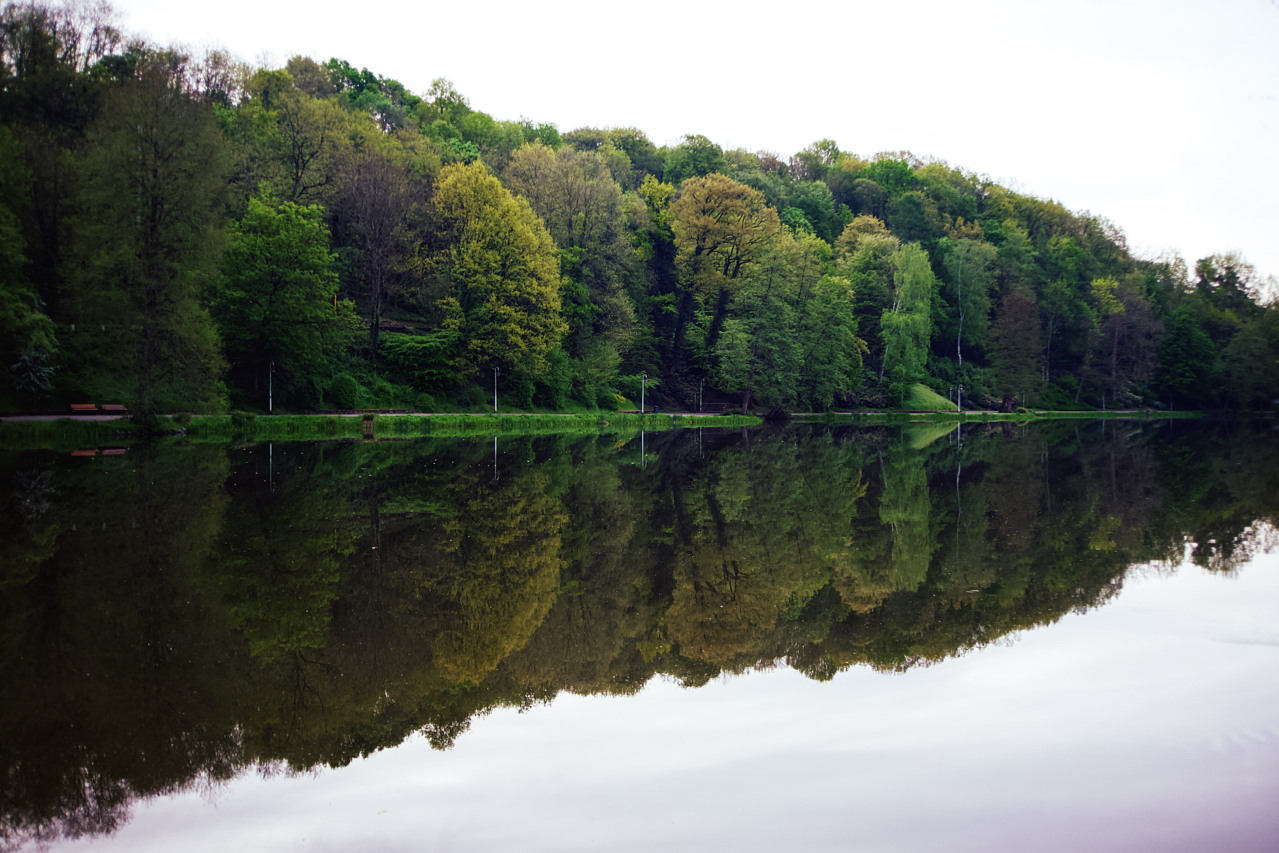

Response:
(4, 422), (1279, 845)
(214, 454), (359, 659)
(877, 442), (936, 593)
(0, 445), (238, 851)
(428, 471), (568, 683)
(663, 430), (867, 669)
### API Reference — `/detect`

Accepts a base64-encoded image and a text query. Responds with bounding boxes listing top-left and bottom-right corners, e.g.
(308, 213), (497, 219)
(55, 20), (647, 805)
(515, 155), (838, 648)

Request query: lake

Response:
(2, 418), (1277, 852)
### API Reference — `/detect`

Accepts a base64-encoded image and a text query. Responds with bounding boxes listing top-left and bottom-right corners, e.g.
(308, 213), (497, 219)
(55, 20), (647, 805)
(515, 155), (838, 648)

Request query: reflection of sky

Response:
(50, 552), (1279, 853)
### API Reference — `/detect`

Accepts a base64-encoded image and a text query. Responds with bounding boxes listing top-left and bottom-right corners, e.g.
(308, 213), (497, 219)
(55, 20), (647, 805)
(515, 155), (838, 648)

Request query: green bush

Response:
(328, 373), (362, 410)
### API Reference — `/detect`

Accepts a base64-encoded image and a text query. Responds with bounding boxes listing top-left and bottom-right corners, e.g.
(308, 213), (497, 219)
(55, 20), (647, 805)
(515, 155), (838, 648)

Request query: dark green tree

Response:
(67, 63), (229, 413)
(1155, 306), (1215, 409)
(214, 193), (359, 400)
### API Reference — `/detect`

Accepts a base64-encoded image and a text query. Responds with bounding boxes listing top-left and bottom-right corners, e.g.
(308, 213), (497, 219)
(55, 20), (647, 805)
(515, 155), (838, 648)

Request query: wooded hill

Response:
(2, 0), (1277, 415)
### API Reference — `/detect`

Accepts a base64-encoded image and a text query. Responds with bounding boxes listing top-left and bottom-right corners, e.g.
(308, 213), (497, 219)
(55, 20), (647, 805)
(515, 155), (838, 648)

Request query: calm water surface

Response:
(2, 419), (1277, 851)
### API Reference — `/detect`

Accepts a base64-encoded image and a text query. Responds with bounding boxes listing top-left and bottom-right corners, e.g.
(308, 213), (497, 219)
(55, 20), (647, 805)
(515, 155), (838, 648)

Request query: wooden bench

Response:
(101, 404), (128, 413)
(71, 404), (97, 412)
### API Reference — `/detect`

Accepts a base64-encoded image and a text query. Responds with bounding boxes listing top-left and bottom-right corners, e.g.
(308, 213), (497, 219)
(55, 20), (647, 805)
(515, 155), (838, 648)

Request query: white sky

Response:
(112, 0), (1279, 282)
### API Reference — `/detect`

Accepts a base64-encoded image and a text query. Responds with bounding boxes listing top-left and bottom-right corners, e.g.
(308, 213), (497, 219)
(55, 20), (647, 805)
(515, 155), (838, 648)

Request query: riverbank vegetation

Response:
(2, 1), (1277, 419)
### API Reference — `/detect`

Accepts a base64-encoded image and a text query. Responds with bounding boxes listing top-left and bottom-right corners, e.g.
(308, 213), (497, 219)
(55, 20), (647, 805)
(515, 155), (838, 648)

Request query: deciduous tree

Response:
(431, 161), (566, 376)
(68, 63), (228, 413)
(214, 194), (358, 398)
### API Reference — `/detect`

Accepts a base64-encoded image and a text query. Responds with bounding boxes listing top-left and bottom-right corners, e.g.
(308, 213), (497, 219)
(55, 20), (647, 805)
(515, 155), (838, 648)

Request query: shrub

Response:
(328, 373), (362, 410)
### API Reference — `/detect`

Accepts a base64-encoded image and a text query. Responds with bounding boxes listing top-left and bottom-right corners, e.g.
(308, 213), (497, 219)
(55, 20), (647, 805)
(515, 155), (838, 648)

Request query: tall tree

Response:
(880, 243), (935, 401)
(503, 141), (638, 352)
(668, 172), (780, 360)
(1156, 306), (1215, 409)
(941, 238), (996, 377)
(337, 143), (412, 364)
(988, 290), (1043, 409)
(213, 194), (358, 398)
(67, 63), (229, 413)
(430, 161), (566, 376)
(0, 124), (55, 393)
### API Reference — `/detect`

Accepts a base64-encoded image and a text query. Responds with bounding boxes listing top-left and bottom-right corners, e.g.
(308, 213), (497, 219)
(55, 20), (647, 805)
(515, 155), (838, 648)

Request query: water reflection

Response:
(1, 419), (1277, 849)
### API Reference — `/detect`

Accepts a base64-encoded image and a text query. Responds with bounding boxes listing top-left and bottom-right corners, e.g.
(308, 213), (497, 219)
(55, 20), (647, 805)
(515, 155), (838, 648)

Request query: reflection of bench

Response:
(700, 403), (728, 414)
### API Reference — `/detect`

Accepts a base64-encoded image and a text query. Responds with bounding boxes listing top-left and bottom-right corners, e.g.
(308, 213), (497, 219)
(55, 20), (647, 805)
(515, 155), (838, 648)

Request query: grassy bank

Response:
(0, 411), (762, 449)
(806, 409), (1206, 425)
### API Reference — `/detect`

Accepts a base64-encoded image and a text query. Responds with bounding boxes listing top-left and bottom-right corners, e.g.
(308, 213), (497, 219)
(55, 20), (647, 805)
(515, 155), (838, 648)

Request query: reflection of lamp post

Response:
(493, 435), (498, 481)
(494, 366), (500, 413)
(641, 372), (647, 415)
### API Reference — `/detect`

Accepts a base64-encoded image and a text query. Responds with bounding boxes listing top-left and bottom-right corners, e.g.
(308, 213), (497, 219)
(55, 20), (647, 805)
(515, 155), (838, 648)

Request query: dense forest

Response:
(4, 419), (1278, 846)
(2, 0), (1277, 415)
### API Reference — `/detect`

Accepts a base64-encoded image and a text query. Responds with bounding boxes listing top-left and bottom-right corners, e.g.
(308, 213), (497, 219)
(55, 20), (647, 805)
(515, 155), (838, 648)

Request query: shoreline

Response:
(0, 407), (1256, 452)
(0, 411), (764, 451)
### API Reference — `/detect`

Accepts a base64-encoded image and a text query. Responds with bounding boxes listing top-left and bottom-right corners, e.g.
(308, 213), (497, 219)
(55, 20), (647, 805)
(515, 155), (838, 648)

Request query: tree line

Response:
(2, 0), (1277, 415)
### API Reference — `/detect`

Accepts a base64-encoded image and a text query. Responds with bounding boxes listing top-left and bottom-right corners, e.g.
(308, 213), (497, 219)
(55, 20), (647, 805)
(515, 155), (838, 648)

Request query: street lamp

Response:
(494, 366), (500, 413)
(641, 372), (647, 415)
(957, 384), (964, 415)
(269, 361), (273, 413)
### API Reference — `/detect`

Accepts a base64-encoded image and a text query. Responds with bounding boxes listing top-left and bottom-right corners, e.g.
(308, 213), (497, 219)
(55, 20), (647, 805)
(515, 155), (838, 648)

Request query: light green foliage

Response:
(433, 162), (567, 376)
(503, 142), (638, 353)
(860, 158), (917, 198)
(574, 339), (622, 407)
(669, 172), (781, 299)
(881, 243), (936, 400)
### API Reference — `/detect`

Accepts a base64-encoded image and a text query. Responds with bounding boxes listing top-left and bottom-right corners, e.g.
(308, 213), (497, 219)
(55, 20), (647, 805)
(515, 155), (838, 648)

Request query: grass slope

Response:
(905, 384), (958, 412)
